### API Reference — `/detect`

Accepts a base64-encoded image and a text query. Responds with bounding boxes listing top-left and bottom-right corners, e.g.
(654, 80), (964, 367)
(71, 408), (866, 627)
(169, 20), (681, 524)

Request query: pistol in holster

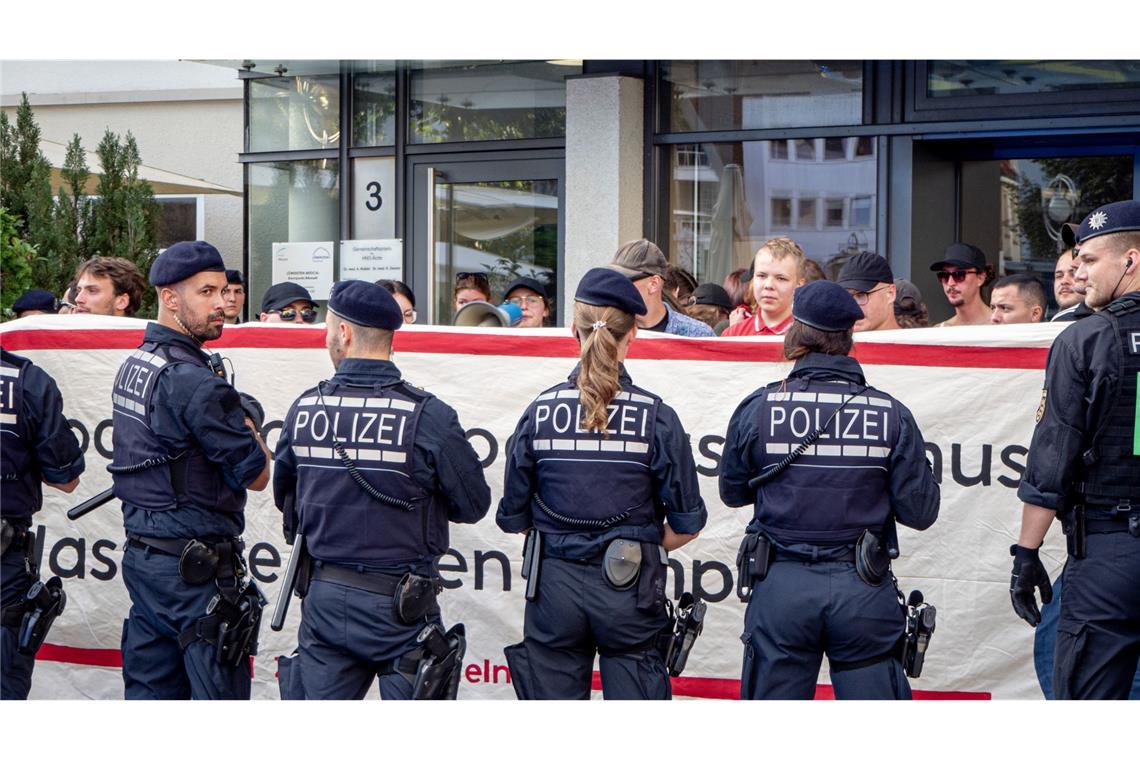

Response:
(658, 591), (707, 676)
(17, 576), (66, 655)
(735, 532), (771, 602)
(1062, 504), (1088, 559)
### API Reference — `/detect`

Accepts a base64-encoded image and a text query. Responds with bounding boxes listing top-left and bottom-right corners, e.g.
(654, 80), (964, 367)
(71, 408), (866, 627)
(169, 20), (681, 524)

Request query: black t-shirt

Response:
(645, 310), (669, 332)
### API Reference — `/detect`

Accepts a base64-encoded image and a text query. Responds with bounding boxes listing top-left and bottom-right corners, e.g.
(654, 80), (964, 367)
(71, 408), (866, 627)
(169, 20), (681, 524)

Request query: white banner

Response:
(0, 314), (1069, 700)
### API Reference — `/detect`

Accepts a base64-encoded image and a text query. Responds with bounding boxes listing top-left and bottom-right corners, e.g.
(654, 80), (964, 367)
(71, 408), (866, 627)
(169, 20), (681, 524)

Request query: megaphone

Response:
(453, 300), (523, 327)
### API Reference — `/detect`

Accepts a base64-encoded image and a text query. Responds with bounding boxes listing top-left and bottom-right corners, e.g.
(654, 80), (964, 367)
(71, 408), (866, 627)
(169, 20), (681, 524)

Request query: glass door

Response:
(410, 155), (564, 325)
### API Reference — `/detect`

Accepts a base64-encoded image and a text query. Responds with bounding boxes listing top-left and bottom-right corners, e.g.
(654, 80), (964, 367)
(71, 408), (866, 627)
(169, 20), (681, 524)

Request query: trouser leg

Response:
(740, 562), (824, 700)
(517, 558), (596, 699)
(1, 549), (34, 700)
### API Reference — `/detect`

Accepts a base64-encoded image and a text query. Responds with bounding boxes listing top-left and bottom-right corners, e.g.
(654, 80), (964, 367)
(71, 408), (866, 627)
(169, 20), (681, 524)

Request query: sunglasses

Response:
(272, 307), (318, 323)
(455, 271), (489, 283)
(935, 269), (979, 283)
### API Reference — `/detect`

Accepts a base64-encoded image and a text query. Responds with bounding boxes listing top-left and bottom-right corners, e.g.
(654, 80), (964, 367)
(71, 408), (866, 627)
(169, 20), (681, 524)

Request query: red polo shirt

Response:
(721, 311), (794, 336)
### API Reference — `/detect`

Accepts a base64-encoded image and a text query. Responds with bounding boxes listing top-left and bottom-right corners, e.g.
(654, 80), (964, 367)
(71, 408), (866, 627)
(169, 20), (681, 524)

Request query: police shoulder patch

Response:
(1035, 388), (1047, 424)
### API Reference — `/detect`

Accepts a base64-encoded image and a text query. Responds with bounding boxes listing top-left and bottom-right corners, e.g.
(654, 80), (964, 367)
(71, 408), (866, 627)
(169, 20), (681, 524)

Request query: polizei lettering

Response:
(292, 408), (408, 447)
(533, 399), (649, 437)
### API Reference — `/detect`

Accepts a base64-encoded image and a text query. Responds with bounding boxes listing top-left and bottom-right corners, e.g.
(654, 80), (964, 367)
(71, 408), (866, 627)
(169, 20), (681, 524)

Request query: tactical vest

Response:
(111, 342), (244, 514)
(290, 379), (435, 564)
(528, 380), (660, 534)
(1076, 294), (1140, 507)
(1, 352), (39, 521)
(753, 376), (901, 545)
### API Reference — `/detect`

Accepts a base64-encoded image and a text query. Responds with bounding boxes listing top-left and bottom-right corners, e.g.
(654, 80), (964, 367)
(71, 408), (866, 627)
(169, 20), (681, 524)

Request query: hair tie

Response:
(592, 320), (607, 330)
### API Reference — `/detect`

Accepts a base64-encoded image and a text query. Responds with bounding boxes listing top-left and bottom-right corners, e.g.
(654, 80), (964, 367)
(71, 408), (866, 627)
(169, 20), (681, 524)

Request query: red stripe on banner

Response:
(591, 672), (990, 700)
(36, 643), (122, 668)
(1, 326), (1049, 369)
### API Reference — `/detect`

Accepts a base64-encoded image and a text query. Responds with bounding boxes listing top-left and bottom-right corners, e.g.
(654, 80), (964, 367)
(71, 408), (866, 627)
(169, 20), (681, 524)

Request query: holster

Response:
(178, 580), (267, 668)
(735, 532), (771, 601)
(659, 592), (707, 677)
(412, 622), (466, 700)
(602, 538), (642, 590)
(393, 573), (440, 625)
(855, 529), (890, 586)
(17, 576), (66, 655)
(1061, 505), (1087, 559)
(636, 543), (668, 614)
(178, 540), (220, 585)
(0, 518), (16, 556)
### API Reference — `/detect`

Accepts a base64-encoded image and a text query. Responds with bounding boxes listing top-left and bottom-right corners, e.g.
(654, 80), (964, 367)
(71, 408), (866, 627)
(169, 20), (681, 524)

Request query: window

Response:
(770, 141), (788, 160)
(825, 198), (846, 228)
(927, 60), (1140, 99)
(852, 196), (873, 228)
(824, 138), (847, 160)
(155, 196), (203, 249)
(855, 137), (875, 157)
(249, 75), (340, 153)
(771, 197), (792, 227)
(409, 60), (579, 143)
(794, 139), (816, 162)
(661, 60), (864, 132)
(798, 197), (817, 229)
(352, 63), (397, 148)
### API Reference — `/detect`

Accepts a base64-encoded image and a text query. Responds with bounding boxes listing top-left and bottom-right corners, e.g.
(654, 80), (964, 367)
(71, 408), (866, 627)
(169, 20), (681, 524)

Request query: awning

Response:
(39, 138), (241, 197)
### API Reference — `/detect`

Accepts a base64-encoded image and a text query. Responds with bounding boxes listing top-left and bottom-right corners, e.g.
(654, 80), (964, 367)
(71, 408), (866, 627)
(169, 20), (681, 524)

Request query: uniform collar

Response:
(566, 361), (634, 386)
(145, 322), (210, 358)
(332, 357), (403, 385)
(788, 352), (866, 384)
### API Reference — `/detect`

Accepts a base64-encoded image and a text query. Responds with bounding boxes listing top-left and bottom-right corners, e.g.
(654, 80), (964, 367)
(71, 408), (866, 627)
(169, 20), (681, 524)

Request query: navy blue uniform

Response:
(1, 349), (84, 700)
(112, 323), (266, 699)
(496, 364), (707, 700)
(720, 353), (939, 700)
(273, 358), (490, 700)
(1018, 291), (1140, 700)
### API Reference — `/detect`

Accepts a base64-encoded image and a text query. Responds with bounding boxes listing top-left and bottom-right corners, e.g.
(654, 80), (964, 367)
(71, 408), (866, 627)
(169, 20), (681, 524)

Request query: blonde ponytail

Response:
(574, 302), (635, 435)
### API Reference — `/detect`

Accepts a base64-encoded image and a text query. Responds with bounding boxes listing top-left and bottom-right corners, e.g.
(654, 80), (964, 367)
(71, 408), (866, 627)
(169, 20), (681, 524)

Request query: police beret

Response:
(261, 282), (317, 314)
(12, 289), (58, 315)
(1070, 200), (1140, 246)
(225, 269), (245, 286)
(930, 242), (988, 272)
(837, 252), (894, 291)
(149, 240), (226, 287)
(792, 280), (864, 332)
(575, 267), (647, 316)
(503, 276), (548, 301)
(327, 279), (403, 331)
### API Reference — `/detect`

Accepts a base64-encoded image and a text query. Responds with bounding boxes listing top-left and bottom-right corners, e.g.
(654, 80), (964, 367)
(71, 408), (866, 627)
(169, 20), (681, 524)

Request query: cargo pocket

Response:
(740, 634), (757, 699)
(1053, 619), (1088, 700)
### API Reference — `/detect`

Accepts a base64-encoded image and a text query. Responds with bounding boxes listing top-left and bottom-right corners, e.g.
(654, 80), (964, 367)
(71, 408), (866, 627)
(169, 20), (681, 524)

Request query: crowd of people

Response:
(6, 231), (1081, 335)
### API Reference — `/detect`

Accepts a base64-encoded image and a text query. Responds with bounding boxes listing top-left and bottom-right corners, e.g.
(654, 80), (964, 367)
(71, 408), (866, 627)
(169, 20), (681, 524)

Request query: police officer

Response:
(1, 349), (84, 699)
(273, 279), (490, 700)
(496, 267), (707, 700)
(720, 280), (940, 700)
(1010, 199), (1140, 700)
(112, 240), (271, 699)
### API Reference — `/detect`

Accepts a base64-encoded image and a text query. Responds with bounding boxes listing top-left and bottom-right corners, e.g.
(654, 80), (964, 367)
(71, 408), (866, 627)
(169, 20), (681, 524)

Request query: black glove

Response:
(238, 392), (266, 431)
(1009, 544), (1053, 627)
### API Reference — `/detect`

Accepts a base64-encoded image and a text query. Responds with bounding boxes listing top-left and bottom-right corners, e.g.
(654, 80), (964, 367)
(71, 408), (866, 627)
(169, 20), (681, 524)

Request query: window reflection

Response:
(352, 65), (397, 147)
(928, 60), (1140, 98)
(669, 140), (877, 286)
(249, 76), (340, 152)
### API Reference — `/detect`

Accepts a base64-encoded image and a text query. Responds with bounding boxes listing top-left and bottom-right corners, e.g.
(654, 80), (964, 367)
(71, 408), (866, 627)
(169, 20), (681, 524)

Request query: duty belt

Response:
(126, 533), (241, 558)
(771, 546), (856, 564)
(311, 562), (432, 596)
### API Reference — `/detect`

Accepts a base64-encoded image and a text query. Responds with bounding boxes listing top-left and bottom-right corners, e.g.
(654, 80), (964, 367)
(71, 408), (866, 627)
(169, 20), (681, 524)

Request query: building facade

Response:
(235, 59), (1140, 324)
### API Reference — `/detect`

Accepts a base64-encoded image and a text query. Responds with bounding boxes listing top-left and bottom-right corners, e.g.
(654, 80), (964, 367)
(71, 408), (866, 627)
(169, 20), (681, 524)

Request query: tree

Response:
(1, 206), (36, 317)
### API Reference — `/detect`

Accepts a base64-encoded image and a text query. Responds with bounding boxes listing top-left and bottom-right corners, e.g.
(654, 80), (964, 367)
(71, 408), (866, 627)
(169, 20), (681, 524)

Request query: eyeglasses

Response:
(272, 307), (318, 323)
(936, 270), (979, 284)
(847, 285), (889, 305)
(403, 309), (417, 324)
(455, 271), (489, 283)
(506, 295), (544, 307)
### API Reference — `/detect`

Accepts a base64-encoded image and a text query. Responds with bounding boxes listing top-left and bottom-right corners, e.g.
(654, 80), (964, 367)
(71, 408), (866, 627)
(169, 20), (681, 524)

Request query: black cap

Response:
(149, 241), (226, 286)
(930, 243), (988, 272)
(1070, 200), (1140, 246)
(575, 267), (647, 316)
(261, 282), (317, 314)
(503, 276), (548, 301)
(225, 269), (245, 286)
(12, 289), (58, 315)
(792, 280), (864, 332)
(691, 283), (734, 311)
(327, 279), (402, 331)
(1060, 222), (1079, 249)
(837, 252), (894, 291)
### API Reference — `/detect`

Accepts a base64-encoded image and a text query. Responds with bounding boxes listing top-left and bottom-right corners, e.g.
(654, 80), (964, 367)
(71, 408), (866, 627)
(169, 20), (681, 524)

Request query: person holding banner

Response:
(1011, 199), (1140, 700)
(496, 267), (707, 700)
(273, 279), (490, 699)
(112, 240), (271, 700)
(720, 280), (940, 700)
(1, 349), (85, 700)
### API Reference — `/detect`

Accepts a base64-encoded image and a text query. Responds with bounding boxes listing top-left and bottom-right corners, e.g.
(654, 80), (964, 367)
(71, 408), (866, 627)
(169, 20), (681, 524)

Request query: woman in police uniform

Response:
(720, 280), (940, 700)
(496, 267), (707, 700)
